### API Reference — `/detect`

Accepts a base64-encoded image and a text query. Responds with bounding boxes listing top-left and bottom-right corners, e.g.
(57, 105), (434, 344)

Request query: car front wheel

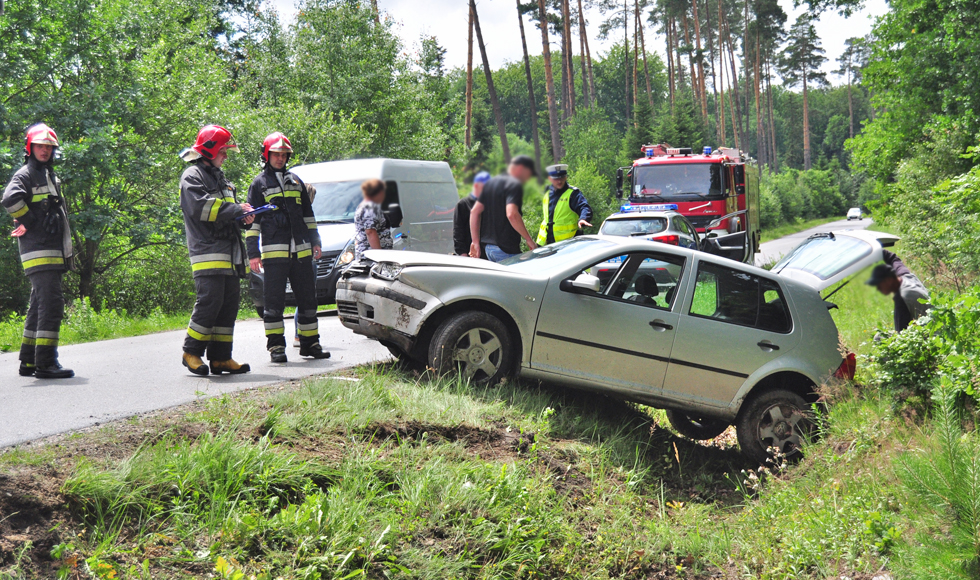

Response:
(736, 389), (815, 465)
(666, 410), (729, 440)
(429, 311), (514, 385)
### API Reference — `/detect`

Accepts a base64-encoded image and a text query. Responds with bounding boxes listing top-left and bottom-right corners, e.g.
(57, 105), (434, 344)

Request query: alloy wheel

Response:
(452, 327), (502, 381)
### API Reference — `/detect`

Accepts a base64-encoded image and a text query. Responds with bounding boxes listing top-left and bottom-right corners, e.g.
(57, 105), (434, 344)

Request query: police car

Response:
(590, 204), (703, 307)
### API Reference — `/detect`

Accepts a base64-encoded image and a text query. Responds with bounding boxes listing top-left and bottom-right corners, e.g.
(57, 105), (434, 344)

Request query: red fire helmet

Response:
(262, 132), (293, 164)
(25, 123), (60, 157)
(180, 125), (240, 162)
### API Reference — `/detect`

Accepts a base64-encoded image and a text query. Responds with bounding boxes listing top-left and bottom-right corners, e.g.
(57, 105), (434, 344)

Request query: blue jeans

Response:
(485, 244), (519, 262)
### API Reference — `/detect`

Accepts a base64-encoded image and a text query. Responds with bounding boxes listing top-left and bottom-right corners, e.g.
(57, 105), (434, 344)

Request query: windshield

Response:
(632, 163), (726, 201)
(773, 235), (872, 281)
(600, 217), (668, 237)
(500, 238), (615, 274)
(310, 180), (363, 223)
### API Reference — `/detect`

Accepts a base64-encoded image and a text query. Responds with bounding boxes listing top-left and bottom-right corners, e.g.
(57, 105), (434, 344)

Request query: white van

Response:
(250, 158), (458, 308)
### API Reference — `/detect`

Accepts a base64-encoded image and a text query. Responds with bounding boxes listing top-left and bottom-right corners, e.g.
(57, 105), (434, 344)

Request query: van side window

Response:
(383, 180), (400, 211)
(689, 261), (792, 333)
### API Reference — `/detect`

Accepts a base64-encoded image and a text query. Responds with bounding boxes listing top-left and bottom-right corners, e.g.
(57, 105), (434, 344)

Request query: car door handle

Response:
(757, 341), (780, 351)
(649, 320), (673, 331)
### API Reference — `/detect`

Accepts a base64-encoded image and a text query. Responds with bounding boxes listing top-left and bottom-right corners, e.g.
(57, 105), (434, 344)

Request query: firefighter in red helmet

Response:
(246, 132), (329, 363)
(1, 123), (74, 378)
(178, 124), (254, 376)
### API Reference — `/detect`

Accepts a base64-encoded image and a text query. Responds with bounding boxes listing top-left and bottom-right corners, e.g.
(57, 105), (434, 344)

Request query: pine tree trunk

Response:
(691, 0), (708, 120)
(471, 0), (510, 162)
(560, 39), (570, 123)
(537, 0), (563, 161)
(847, 76), (854, 139)
(518, 0), (544, 182)
(719, 56), (727, 145)
(674, 18), (687, 92)
(743, 0), (750, 150)
(721, 3), (744, 148)
(579, 0), (596, 104)
(633, 5), (639, 120)
(803, 69), (811, 170)
(562, 0), (576, 118)
(666, 15), (676, 111)
(754, 31), (765, 167)
(766, 53), (778, 171)
(577, 0), (591, 108)
(465, 4), (474, 148)
(624, 0), (631, 124)
(707, 2), (720, 141)
(681, 10), (699, 105)
(637, 0), (654, 110)
(370, 0), (379, 23)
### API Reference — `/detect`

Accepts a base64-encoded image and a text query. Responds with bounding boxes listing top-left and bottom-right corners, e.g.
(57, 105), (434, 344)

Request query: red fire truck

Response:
(616, 144), (760, 263)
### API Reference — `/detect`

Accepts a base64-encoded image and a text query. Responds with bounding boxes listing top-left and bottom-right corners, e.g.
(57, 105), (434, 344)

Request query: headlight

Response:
(370, 262), (403, 281)
(336, 240), (355, 266)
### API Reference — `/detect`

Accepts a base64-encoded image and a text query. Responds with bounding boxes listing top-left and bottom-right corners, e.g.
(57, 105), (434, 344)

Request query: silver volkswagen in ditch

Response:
(336, 230), (897, 463)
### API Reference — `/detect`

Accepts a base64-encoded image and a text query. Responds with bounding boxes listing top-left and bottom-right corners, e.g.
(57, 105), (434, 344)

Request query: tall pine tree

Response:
(778, 13), (826, 170)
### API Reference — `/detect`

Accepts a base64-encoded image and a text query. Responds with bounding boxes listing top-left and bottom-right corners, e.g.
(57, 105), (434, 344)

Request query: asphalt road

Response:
(0, 314), (389, 448)
(755, 217), (873, 267)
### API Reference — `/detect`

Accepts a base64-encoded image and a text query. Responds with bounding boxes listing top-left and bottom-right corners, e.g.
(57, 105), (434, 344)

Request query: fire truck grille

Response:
(686, 215), (717, 230)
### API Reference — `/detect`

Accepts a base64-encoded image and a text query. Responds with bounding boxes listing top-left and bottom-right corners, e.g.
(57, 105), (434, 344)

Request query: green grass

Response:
(0, 299), (187, 353)
(760, 216), (841, 243)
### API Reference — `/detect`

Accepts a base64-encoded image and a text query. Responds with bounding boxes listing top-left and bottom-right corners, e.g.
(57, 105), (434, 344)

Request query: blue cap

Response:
(474, 171), (491, 184)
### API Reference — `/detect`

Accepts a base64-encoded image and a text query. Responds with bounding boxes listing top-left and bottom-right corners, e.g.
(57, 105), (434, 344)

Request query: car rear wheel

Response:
(736, 389), (815, 465)
(665, 410), (729, 440)
(429, 311), (514, 386)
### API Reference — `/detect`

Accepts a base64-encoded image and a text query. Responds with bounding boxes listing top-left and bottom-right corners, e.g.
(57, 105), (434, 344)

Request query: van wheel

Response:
(665, 410), (729, 440)
(736, 389), (815, 465)
(429, 311), (514, 386)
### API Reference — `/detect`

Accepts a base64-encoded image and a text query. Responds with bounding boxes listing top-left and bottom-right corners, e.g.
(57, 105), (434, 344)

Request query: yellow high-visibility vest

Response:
(537, 187), (580, 245)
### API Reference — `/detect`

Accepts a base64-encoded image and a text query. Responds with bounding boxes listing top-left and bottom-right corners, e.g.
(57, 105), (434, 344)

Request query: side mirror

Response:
(384, 203), (403, 228)
(560, 273), (601, 294)
(616, 168), (624, 199)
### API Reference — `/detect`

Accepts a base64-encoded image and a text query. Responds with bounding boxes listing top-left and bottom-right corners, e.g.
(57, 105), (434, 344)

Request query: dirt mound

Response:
(0, 468), (71, 572)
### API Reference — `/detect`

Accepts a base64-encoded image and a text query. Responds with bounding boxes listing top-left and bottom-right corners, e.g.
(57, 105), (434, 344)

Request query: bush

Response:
(759, 176), (783, 228)
(867, 288), (980, 415)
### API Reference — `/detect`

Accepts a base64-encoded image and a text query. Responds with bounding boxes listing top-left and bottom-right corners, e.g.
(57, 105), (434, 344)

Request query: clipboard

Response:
(236, 204), (277, 221)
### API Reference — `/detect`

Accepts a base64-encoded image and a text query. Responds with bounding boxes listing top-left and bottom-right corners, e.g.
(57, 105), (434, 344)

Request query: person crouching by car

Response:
(178, 124), (253, 376)
(354, 179), (393, 260)
(2, 123), (74, 379)
(246, 132), (330, 363)
(866, 250), (930, 333)
(453, 171), (490, 255)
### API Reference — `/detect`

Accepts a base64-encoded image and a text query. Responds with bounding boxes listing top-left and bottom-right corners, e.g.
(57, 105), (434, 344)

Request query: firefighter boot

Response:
(299, 343), (331, 360)
(182, 353), (210, 376)
(19, 363), (35, 377)
(35, 362), (75, 379)
(270, 346), (287, 363)
(211, 359), (251, 375)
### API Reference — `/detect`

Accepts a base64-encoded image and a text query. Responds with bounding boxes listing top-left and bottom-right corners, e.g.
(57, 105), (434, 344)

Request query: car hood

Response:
(362, 249), (513, 271)
(317, 223), (356, 252)
(771, 229), (900, 293)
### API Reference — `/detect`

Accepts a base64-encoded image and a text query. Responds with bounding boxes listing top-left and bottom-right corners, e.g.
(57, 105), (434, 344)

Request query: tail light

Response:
(834, 352), (857, 380)
(652, 234), (680, 245)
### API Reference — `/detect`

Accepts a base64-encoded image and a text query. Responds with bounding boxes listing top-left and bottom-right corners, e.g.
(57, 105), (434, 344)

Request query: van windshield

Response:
(311, 181), (364, 223)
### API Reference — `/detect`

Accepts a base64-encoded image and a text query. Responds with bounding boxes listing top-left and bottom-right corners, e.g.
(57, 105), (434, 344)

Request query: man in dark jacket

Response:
(453, 171), (489, 255)
(178, 124), (254, 376)
(246, 132), (329, 363)
(866, 250), (930, 332)
(469, 156), (539, 262)
(2, 124), (74, 378)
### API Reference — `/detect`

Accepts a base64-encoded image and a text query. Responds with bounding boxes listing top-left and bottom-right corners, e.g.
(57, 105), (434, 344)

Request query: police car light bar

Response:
(619, 203), (679, 213)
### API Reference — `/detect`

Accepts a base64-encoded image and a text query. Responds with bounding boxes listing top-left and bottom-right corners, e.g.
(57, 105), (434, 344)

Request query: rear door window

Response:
(690, 261), (791, 333)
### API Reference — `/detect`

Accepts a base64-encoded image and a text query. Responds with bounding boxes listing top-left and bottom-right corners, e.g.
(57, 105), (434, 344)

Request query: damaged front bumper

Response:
(336, 267), (440, 353)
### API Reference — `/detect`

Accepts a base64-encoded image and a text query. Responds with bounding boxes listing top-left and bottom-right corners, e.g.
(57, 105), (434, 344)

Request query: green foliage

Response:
(561, 107), (620, 194)
(758, 175), (783, 228)
(894, 377), (980, 579)
(867, 288), (980, 414)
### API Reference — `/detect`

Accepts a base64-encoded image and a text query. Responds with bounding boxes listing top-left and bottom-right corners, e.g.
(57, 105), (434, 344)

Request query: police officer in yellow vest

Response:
(537, 164), (593, 246)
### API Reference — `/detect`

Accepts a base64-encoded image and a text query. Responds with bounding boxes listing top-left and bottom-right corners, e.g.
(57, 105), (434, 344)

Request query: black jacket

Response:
(453, 194), (477, 255)
(245, 166), (320, 264)
(2, 158), (73, 275)
(179, 160), (247, 278)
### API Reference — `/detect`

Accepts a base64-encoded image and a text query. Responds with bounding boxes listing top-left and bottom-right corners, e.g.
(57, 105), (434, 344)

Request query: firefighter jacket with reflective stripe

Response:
(2, 158), (73, 275)
(537, 185), (591, 246)
(244, 167), (321, 263)
(179, 161), (247, 278)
